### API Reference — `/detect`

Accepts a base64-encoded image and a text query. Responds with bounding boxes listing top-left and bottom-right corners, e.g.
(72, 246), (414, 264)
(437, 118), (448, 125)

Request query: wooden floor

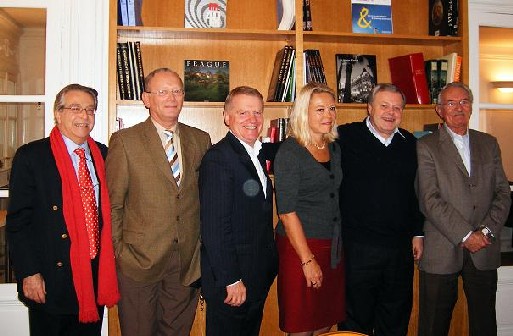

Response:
(108, 266), (469, 336)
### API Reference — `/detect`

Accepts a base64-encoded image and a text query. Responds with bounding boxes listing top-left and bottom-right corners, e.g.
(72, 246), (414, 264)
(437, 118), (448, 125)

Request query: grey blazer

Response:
(417, 126), (510, 274)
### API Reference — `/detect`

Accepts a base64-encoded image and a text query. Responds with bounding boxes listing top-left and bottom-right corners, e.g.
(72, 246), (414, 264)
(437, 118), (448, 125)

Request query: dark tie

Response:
(74, 148), (99, 259)
(164, 130), (181, 185)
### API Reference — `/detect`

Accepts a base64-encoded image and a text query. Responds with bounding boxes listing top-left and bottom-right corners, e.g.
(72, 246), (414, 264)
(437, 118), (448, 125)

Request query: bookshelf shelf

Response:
(117, 27), (296, 42)
(303, 31), (462, 46)
(116, 100), (294, 109)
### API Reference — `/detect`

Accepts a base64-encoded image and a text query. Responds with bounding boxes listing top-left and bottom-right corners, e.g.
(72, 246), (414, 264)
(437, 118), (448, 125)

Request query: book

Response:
(133, 41), (146, 97)
(303, 0), (312, 31)
(117, 42), (133, 100)
(304, 49), (327, 85)
(126, 0), (143, 26)
(118, 0), (128, 26)
(336, 54), (377, 103)
(388, 52), (430, 105)
(351, 0), (392, 34)
(429, 0), (458, 36)
(277, 0), (295, 30)
(267, 46), (294, 102)
(185, 0), (227, 28)
(425, 60), (438, 104)
(438, 52), (461, 83)
(184, 60), (229, 102)
(116, 43), (128, 100)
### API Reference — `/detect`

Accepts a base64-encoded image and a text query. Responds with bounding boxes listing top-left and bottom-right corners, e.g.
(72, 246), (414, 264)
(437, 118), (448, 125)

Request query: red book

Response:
(388, 53), (431, 104)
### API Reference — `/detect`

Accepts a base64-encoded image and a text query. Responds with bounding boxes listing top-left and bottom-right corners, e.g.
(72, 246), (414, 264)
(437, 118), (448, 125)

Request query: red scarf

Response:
(50, 127), (119, 322)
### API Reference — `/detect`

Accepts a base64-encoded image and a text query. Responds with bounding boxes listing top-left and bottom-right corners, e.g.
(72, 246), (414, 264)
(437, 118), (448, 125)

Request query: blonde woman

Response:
(274, 83), (345, 335)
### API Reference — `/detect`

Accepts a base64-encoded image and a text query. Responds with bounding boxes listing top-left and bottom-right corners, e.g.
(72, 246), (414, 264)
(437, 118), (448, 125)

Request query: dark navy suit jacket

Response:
(199, 132), (278, 302)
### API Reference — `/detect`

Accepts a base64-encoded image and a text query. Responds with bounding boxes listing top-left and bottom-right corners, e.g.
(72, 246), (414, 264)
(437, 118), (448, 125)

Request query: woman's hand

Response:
(302, 258), (323, 288)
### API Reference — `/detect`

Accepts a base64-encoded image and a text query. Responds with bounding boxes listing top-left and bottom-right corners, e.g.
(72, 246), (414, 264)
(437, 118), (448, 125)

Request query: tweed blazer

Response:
(417, 126), (511, 273)
(106, 117), (211, 285)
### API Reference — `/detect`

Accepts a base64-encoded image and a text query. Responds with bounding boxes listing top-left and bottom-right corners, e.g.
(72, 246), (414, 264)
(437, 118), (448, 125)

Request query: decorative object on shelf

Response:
(351, 0), (392, 34)
(277, 0), (295, 30)
(185, 0), (227, 28)
(428, 0), (459, 36)
(118, 0), (143, 26)
(388, 52), (430, 105)
(335, 54), (377, 103)
(184, 59), (229, 102)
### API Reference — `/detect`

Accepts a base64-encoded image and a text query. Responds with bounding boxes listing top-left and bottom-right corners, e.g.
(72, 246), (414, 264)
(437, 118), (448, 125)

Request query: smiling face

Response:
(368, 90), (404, 139)
(54, 90), (96, 144)
(142, 71), (184, 129)
(436, 86), (472, 135)
(307, 92), (336, 140)
(224, 93), (264, 147)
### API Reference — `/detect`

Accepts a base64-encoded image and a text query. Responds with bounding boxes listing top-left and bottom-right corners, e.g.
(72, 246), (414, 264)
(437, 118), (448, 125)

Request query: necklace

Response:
(312, 142), (326, 150)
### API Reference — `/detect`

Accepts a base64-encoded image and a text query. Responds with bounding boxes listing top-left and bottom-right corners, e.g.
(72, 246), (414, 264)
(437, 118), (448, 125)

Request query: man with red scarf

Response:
(6, 84), (119, 336)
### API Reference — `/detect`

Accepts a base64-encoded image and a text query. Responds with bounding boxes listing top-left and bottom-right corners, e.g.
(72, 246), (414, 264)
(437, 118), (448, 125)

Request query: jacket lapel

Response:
(439, 126), (469, 176)
(142, 118), (176, 186)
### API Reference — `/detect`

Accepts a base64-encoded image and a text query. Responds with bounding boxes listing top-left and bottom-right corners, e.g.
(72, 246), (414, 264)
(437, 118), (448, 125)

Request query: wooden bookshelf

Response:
(108, 0), (469, 335)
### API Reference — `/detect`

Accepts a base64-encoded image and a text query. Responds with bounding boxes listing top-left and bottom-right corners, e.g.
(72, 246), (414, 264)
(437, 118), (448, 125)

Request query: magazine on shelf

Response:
(351, 0), (392, 34)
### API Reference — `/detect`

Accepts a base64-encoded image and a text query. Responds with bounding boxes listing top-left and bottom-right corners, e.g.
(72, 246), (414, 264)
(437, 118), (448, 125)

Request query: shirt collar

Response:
(444, 123), (469, 142)
(230, 131), (262, 157)
(62, 134), (90, 158)
(365, 116), (404, 146)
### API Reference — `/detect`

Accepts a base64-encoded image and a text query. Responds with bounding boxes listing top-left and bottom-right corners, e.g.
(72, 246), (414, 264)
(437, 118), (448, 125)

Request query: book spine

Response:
(454, 55), (462, 82)
(119, 42), (133, 100)
(275, 46), (292, 101)
(127, 42), (138, 99)
(119, 0), (128, 26)
(127, 0), (136, 26)
(314, 49), (326, 84)
(304, 0), (312, 31)
(425, 60), (438, 104)
(116, 43), (127, 100)
(267, 46), (287, 102)
(134, 41), (146, 95)
(389, 53), (430, 105)
(410, 54), (431, 104)
(438, 60), (448, 99)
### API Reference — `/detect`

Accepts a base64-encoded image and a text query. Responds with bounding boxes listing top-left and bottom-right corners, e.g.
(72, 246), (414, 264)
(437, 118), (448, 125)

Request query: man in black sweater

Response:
(336, 83), (424, 336)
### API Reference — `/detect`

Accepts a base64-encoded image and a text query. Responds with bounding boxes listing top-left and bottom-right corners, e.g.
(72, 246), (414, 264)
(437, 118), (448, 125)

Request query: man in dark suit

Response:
(337, 83), (424, 336)
(199, 86), (278, 336)
(6, 84), (119, 336)
(106, 68), (211, 336)
(417, 82), (511, 336)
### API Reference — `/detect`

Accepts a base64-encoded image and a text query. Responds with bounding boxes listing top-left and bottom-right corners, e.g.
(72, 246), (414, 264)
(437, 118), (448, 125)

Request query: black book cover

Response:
(336, 54), (377, 103)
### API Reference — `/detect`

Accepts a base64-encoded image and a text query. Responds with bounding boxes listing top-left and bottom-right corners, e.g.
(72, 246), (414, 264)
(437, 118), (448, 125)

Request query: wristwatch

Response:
(476, 225), (496, 242)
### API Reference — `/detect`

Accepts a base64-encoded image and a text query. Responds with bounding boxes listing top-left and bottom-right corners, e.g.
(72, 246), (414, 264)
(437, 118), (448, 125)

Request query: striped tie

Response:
(164, 130), (181, 185)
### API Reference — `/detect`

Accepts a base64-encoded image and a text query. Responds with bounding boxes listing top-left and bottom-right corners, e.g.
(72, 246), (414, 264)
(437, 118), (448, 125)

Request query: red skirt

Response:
(276, 234), (345, 332)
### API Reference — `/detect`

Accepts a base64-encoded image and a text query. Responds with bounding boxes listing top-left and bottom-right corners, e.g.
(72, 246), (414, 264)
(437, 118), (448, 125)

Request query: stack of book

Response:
(303, 49), (327, 85)
(267, 46), (296, 102)
(425, 52), (462, 103)
(118, 0), (143, 26)
(268, 118), (290, 143)
(429, 0), (459, 36)
(116, 41), (145, 100)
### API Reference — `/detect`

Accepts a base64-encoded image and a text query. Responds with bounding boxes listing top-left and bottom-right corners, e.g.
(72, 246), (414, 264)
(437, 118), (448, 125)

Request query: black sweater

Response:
(336, 121), (423, 248)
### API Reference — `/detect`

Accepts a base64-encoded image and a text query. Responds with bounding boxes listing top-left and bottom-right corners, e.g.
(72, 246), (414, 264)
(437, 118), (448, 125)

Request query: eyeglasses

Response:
(440, 99), (471, 109)
(61, 106), (96, 115)
(145, 89), (185, 97)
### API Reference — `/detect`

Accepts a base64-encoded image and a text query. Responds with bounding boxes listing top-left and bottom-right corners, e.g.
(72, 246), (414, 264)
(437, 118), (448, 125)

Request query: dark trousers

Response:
(418, 251), (498, 336)
(338, 242), (413, 336)
(205, 289), (267, 336)
(117, 249), (200, 336)
(28, 306), (104, 336)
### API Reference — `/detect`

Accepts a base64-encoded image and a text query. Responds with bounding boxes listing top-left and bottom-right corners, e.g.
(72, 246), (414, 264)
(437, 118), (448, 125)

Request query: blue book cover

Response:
(351, 0), (392, 34)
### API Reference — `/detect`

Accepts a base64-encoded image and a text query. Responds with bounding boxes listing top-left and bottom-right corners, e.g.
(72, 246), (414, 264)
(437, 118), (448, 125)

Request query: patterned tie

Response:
(74, 148), (99, 259)
(164, 130), (181, 185)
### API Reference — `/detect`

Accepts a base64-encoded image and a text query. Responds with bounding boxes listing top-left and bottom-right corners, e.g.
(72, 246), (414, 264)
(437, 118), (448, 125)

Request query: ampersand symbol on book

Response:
(358, 7), (372, 29)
